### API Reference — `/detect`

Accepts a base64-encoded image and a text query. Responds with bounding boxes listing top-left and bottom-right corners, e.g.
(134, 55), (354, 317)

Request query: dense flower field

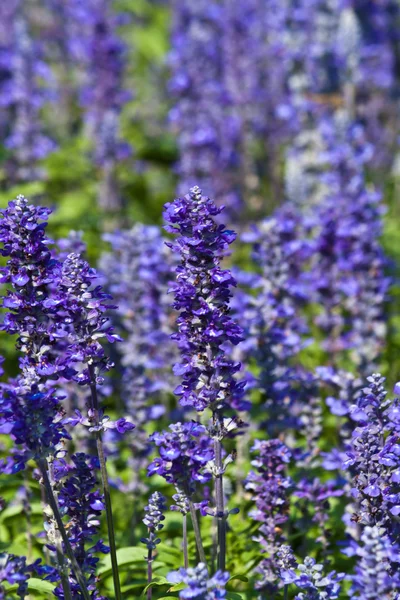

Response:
(1, 1), (400, 599)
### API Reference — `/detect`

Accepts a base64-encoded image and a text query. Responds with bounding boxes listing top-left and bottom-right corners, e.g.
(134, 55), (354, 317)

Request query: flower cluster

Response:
(141, 492), (166, 552)
(58, 252), (121, 386)
(310, 120), (389, 372)
(281, 556), (344, 600)
(163, 186), (245, 413)
(0, 385), (69, 474)
(0, 196), (63, 386)
(350, 526), (400, 598)
(0, 552), (37, 599)
(234, 203), (312, 433)
(245, 439), (293, 590)
(0, 195), (128, 599)
(54, 453), (109, 599)
(168, 563), (229, 600)
(343, 374), (400, 536)
(0, 196), (123, 390)
(169, 1), (242, 215)
(0, 9), (55, 182)
(148, 422), (213, 499)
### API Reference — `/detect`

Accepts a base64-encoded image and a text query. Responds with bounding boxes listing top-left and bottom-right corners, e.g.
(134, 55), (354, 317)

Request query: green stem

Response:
(88, 365), (122, 600)
(213, 412), (226, 572)
(47, 461), (73, 600)
(23, 474), (33, 561)
(284, 584), (288, 600)
(56, 546), (73, 600)
(211, 517), (217, 574)
(147, 547), (153, 600)
(95, 431), (122, 599)
(183, 514), (189, 568)
(38, 459), (91, 600)
(188, 500), (207, 565)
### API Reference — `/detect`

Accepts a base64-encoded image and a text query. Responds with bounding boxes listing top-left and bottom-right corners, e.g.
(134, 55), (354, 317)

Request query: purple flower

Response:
(114, 418), (135, 434)
(148, 421), (213, 498)
(141, 492), (167, 551)
(163, 186), (246, 413)
(168, 563), (229, 599)
(0, 12), (55, 183)
(77, 0), (131, 210)
(100, 224), (177, 387)
(99, 225), (174, 490)
(54, 453), (109, 598)
(0, 385), (70, 473)
(245, 439), (293, 591)
(58, 252), (121, 386)
(63, 410), (134, 436)
(79, 0), (130, 147)
(169, 1), (243, 216)
(309, 120), (390, 372)
(0, 196), (66, 387)
(0, 552), (37, 599)
(350, 526), (400, 598)
(0, 554), (29, 599)
(281, 556), (344, 600)
(233, 205), (313, 435)
(343, 374), (400, 535)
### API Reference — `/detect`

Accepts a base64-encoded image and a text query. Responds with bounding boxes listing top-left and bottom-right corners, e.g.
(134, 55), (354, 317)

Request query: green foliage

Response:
(3, 578), (55, 598)
(0, 3), (399, 599)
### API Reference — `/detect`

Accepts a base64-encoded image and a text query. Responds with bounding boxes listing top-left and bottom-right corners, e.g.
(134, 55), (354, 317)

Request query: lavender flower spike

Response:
(350, 526), (400, 598)
(141, 492), (166, 600)
(141, 491), (167, 551)
(148, 421), (212, 564)
(168, 563), (230, 599)
(281, 556), (344, 600)
(58, 252), (124, 600)
(163, 185), (245, 413)
(47, 453), (108, 600)
(245, 439), (293, 592)
(0, 553), (34, 599)
(164, 186), (247, 571)
(0, 196), (62, 388)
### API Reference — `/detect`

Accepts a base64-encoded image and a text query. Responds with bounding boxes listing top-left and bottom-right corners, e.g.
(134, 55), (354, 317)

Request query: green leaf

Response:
(121, 579), (148, 592)
(5, 579), (56, 597)
(229, 574), (249, 583)
(0, 505), (23, 521)
(142, 576), (169, 593)
(156, 543), (183, 567)
(0, 502), (42, 522)
(98, 546), (147, 578)
(167, 582), (185, 592)
(226, 593), (245, 600)
(28, 579), (55, 595)
(0, 182), (44, 206)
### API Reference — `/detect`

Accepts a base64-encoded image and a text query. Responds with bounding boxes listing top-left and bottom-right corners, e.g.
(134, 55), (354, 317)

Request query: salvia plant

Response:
(1, 1), (400, 600)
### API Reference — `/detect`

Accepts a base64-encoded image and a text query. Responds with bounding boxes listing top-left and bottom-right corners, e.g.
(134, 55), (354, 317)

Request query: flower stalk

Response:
(88, 365), (121, 600)
(213, 420), (226, 572)
(141, 493), (167, 600)
(37, 459), (91, 600)
(188, 500), (207, 566)
(182, 514), (189, 568)
(147, 546), (153, 600)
